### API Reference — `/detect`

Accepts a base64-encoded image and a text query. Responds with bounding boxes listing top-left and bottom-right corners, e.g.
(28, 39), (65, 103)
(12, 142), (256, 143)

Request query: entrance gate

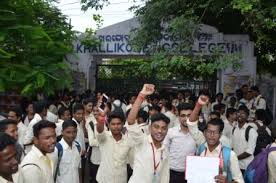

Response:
(96, 64), (217, 96)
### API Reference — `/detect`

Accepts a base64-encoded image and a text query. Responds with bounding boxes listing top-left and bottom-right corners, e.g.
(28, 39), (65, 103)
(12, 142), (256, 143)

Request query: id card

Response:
(152, 172), (160, 183)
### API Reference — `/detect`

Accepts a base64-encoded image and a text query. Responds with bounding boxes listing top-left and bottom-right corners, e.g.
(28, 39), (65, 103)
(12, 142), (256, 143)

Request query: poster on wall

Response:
(223, 74), (252, 94)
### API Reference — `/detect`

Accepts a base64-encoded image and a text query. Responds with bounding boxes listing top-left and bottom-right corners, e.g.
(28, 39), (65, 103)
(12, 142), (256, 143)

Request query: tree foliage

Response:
(0, 0), (75, 95)
(82, 0), (276, 76)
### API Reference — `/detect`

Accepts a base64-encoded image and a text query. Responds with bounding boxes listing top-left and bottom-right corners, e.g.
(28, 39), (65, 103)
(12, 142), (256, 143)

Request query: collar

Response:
(205, 143), (222, 154)
(239, 122), (248, 129)
(59, 138), (70, 150)
(72, 118), (80, 124)
(32, 145), (47, 159)
(57, 119), (64, 124)
(148, 135), (165, 151)
(34, 113), (42, 121)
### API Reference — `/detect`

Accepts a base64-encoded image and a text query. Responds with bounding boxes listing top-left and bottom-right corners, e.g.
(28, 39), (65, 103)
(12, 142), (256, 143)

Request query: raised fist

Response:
(197, 95), (209, 106)
(140, 84), (155, 96)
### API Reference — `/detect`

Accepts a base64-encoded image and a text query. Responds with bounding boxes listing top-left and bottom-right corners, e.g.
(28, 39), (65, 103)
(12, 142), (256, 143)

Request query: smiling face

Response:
(150, 120), (168, 143)
(33, 127), (56, 154)
(178, 109), (192, 128)
(0, 145), (18, 175)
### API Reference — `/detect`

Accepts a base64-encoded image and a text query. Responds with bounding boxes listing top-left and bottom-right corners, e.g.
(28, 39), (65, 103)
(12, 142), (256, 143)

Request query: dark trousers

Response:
(89, 162), (99, 183)
(170, 169), (187, 183)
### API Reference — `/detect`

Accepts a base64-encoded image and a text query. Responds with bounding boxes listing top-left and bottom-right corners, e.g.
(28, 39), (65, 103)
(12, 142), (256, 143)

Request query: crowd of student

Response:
(0, 84), (276, 183)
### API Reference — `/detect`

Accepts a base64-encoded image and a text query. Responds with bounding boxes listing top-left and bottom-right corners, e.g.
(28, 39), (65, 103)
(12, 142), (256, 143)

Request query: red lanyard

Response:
(150, 143), (163, 174)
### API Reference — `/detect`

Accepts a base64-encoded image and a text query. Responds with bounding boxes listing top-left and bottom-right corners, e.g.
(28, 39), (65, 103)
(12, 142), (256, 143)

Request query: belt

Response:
(170, 169), (185, 175)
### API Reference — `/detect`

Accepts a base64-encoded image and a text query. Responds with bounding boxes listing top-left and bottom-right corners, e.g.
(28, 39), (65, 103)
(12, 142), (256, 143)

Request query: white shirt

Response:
(17, 121), (27, 146)
(127, 124), (170, 183)
(96, 130), (133, 183)
(23, 113), (42, 146)
(46, 110), (58, 123)
(139, 123), (150, 135)
(55, 119), (64, 137)
(0, 169), (23, 183)
(72, 118), (85, 152)
(163, 125), (197, 172)
(164, 111), (179, 128)
(198, 143), (244, 183)
(253, 95), (266, 110)
(268, 142), (276, 183)
(21, 145), (54, 183)
(87, 115), (102, 165)
(231, 123), (258, 169)
(51, 138), (81, 183)
(223, 118), (236, 140)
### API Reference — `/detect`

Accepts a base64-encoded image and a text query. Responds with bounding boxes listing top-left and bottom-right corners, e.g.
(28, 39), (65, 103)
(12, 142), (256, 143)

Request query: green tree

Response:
(82, 0), (276, 76)
(0, 0), (75, 95)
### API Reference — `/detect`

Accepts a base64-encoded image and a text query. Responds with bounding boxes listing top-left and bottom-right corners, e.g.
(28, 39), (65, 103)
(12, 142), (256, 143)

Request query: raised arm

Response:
(189, 95), (209, 122)
(127, 84), (155, 125)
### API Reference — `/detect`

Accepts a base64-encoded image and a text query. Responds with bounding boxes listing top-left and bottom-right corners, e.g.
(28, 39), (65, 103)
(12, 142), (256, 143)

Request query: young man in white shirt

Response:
(0, 133), (23, 183)
(0, 119), (24, 163)
(188, 96), (244, 183)
(164, 103), (197, 183)
(96, 111), (134, 183)
(52, 120), (81, 183)
(251, 86), (266, 110)
(8, 107), (27, 147)
(231, 105), (258, 174)
(127, 84), (170, 183)
(23, 101), (48, 152)
(21, 120), (56, 183)
(223, 108), (237, 140)
(56, 107), (71, 137)
(72, 103), (86, 182)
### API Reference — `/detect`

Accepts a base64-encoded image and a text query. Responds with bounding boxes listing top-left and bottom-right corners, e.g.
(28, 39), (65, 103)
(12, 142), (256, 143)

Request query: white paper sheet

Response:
(185, 156), (220, 183)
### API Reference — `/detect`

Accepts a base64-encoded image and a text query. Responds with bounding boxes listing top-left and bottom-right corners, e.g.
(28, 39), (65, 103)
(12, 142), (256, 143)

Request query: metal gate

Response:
(96, 64), (217, 96)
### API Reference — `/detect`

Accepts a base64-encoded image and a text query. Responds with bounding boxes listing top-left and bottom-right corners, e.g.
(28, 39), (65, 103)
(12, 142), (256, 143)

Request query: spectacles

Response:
(205, 129), (220, 136)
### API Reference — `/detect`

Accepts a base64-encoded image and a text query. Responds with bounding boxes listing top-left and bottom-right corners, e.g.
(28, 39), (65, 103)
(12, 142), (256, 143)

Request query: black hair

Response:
(62, 120), (77, 130)
(151, 113), (170, 125)
(177, 103), (194, 113)
(9, 106), (23, 119)
(216, 93), (223, 98)
(107, 112), (125, 124)
(206, 118), (224, 133)
(238, 105), (249, 116)
(226, 108), (237, 118)
(213, 103), (226, 112)
(148, 104), (161, 113)
(241, 84), (248, 89)
(33, 120), (56, 138)
(34, 101), (47, 114)
(150, 94), (160, 101)
(82, 98), (95, 105)
(255, 109), (266, 121)
(250, 86), (259, 92)
(0, 119), (18, 132)
(72, 103), (84, 114)
(0, 132), (16, 151)
(210, 111), (221, 119)
(164, 100), (173, 111)
(58, 107), (70, 118)
(138, 109), (149, 123)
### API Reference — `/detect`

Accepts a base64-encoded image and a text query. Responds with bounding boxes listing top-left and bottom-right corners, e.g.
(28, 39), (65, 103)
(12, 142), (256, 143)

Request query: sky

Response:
(55, 0), (145, 32)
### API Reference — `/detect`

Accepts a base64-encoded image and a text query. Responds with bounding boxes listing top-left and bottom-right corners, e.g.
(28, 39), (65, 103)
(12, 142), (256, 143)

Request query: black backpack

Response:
(232, 123), (273, 156)
(112, 101), (125, 118)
